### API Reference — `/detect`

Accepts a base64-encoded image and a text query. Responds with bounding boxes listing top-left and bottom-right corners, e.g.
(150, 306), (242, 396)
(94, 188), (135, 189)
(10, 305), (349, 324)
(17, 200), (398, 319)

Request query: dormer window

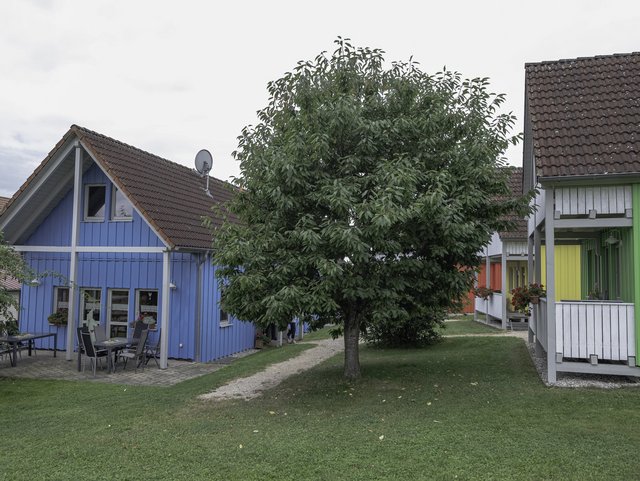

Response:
(111, 186), (133, 220)
(84, 185), (106, 221)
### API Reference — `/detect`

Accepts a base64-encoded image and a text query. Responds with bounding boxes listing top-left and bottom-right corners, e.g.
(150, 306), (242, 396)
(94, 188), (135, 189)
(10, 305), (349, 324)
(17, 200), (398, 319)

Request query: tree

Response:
(0, 231), (31, 333)
(211, 38), (531, 380)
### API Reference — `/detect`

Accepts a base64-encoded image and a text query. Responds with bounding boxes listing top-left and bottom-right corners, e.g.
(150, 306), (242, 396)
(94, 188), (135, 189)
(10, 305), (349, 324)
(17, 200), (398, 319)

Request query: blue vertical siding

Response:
(27, 191), (73, 246)
(199, 260), (256, 362)
(168, 252), (198, 360)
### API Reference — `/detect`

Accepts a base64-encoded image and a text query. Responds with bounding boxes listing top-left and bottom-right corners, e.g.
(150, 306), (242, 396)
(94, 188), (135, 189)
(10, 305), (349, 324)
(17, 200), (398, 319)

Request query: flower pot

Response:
(529, 296), (540, 305)
(254, 339), (264, 349)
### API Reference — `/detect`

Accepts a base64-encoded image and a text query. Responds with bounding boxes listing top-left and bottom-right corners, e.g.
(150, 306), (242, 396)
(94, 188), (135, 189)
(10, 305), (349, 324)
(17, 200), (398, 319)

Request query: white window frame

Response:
(135, 289), (159, 331)
(107, 288), (130, 338)
(53, 286), (69, 313)
(84, 184), (106, 221)
(80, 288), (102, 328)
(111, 185), (133, 221)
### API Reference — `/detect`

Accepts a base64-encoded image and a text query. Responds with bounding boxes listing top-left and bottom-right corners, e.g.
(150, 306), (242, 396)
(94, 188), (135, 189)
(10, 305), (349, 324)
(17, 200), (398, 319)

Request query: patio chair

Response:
(130, 320), (149, 345)
(144, 330), (161, 368)
(80, 330), (108, 377)
(117, 329), (148, 372)
(94, 324), (107, 343)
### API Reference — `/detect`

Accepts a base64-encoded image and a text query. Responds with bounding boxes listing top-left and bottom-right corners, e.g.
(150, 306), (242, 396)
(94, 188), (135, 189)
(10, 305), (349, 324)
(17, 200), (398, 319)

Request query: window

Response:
(53, 286), (69, 316)
(80, 288), (102, 329)
(220, 308), (231, 326)
(84, 185), (106, 220)
(136, 290), (158, 330)
(107, 289), (129, 338)
(111, 186), (133, 220)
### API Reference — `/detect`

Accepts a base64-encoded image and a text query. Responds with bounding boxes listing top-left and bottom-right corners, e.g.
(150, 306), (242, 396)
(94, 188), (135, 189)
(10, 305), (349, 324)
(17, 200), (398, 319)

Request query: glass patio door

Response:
(107, 289), (129, 338)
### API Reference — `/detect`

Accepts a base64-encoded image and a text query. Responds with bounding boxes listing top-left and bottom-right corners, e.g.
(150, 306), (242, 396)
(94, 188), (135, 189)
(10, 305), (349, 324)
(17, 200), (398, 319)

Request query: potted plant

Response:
(527, 283), (546, 304)
(472, 286), (494, 300)
(47, 309), (68, 327)
(510, 286), (531, 314)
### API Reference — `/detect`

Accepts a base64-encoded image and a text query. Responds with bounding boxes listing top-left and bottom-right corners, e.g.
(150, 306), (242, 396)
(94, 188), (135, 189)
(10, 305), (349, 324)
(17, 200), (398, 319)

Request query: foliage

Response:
(472, 286), (494, 300)
(510, 283), (545, 313)
(362, 311), (444, 347)
(47, 309), (68, 326)
(210, 37), (532, 379)
(0, 231), (33, 331)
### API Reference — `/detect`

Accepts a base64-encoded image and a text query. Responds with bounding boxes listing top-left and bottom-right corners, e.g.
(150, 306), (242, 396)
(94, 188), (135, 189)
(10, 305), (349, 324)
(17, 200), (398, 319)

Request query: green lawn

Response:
(440, 319), (502, 335)
(2, 337), (639, 480)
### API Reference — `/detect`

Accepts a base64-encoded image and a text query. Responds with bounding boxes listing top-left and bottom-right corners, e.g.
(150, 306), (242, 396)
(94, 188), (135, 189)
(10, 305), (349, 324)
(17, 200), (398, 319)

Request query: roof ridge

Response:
(525, 51), (640, 68)
(71, 124), (232, 186)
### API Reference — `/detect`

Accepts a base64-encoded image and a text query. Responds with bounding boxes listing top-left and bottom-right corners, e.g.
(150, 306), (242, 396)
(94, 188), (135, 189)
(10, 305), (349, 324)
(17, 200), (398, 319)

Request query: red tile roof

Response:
(0, 272), (20, 291)
(2, 126), (237, 250)
(525, 52), (640, 178)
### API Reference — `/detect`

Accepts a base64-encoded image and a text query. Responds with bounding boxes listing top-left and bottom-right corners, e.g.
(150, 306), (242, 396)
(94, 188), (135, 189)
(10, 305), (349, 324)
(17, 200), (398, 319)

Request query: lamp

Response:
(604, 234), (620, 245)
(169, 282), (177, 290)
(29, 278), (41, 287)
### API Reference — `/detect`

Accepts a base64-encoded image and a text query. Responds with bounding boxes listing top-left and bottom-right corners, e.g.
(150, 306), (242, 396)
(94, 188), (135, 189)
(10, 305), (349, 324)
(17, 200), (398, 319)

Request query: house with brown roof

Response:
(472, 167), (529, 328)
(0, 125), (256, 367)
(524, 52), (640, 381)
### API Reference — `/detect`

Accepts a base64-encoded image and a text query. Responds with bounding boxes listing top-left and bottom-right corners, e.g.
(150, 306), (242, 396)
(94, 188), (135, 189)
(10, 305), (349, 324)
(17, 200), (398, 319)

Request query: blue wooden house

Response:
(0, 125), (256, 368)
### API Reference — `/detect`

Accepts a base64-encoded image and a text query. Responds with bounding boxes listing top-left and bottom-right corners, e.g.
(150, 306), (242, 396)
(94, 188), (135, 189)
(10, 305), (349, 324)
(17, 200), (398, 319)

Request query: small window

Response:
(111, 186), (133, 220)
(220, 308), (231, 326)
(136, 290), (158, 330)
(84, 185), (106, 220)
(53, 286), (69, 315)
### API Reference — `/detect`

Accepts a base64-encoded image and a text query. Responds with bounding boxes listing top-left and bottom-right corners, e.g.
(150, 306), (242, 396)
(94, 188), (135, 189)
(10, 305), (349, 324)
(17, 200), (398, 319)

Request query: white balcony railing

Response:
(555, 186), (632, 217)
(555, 301), (635, 361)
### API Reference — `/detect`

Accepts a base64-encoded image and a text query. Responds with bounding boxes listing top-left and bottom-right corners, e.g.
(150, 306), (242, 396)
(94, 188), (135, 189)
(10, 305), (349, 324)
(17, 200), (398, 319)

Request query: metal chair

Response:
(80, 330), (108, 377)
(145, 330), (161, 368)
(118, 329), (149, 372)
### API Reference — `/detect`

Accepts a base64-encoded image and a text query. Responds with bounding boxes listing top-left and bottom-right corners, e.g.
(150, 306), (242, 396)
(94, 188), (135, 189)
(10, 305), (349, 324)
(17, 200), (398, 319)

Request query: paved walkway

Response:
(0, 349), (256, 386)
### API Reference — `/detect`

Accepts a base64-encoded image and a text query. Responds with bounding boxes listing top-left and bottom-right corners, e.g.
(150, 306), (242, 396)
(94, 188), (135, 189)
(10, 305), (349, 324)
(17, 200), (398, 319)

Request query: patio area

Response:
(0, 348), (257, 386)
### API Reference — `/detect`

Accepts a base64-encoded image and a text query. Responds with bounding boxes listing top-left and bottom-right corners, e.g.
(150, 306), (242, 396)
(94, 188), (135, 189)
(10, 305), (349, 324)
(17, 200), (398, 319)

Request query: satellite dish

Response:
(195, 149), (213, 175)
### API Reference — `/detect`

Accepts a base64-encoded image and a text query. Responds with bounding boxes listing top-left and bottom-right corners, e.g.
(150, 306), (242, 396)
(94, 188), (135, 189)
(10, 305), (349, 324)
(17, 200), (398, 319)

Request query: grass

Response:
(2, 336), (639, 480)
(439, 319), (502, 335)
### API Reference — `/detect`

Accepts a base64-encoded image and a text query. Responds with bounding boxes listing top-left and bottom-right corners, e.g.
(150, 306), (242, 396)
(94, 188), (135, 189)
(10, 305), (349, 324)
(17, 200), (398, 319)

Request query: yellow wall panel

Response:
(540, 245), (582, 301)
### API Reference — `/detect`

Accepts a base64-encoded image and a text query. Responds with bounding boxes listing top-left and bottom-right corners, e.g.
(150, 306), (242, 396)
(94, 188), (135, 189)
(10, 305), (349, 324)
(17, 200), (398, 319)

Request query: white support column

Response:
(545, 188), (557, 383)
(534, 227), (543, 355)
(485, 250), (490, 322)
(66, 143), (82, 361)
(501, 246), (507, 329)
(160, 250), (170, 369)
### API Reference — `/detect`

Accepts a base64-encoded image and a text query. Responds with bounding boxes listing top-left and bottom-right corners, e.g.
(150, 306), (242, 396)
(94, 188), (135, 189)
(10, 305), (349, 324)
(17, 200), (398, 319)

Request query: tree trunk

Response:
(343, 306), (361, 380)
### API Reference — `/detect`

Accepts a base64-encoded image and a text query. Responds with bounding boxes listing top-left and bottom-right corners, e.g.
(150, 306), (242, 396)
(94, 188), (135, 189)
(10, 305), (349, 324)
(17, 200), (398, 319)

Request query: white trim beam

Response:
(12, 246), (165, 254)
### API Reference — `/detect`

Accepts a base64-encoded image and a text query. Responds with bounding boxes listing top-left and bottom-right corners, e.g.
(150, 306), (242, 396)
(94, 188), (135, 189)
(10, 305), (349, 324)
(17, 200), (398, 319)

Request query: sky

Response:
(0, 0), (639, 197)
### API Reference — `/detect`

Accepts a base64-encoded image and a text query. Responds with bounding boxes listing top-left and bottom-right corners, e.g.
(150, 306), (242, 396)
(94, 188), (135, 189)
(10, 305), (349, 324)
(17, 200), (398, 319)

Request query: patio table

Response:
(94, 338), (135, 373)
(0, 332), (57, 367)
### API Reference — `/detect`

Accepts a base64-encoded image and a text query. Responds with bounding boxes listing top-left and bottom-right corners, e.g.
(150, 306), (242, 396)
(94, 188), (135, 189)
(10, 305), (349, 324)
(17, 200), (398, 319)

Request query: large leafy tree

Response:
(211, 38), (530, 380)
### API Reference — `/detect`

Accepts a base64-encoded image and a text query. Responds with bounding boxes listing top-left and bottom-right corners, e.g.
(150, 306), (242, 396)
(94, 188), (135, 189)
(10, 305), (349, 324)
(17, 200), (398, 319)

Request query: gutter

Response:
(538, 172), (640, 187)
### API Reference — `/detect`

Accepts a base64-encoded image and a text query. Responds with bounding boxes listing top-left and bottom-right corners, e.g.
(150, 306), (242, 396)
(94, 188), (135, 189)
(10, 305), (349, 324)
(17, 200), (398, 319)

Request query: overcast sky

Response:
(0, 0), (638, 197)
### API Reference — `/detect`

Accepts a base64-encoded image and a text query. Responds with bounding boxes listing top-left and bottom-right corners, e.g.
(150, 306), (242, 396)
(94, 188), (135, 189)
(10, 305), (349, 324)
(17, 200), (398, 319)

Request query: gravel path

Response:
(198, 337), (344, 401)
